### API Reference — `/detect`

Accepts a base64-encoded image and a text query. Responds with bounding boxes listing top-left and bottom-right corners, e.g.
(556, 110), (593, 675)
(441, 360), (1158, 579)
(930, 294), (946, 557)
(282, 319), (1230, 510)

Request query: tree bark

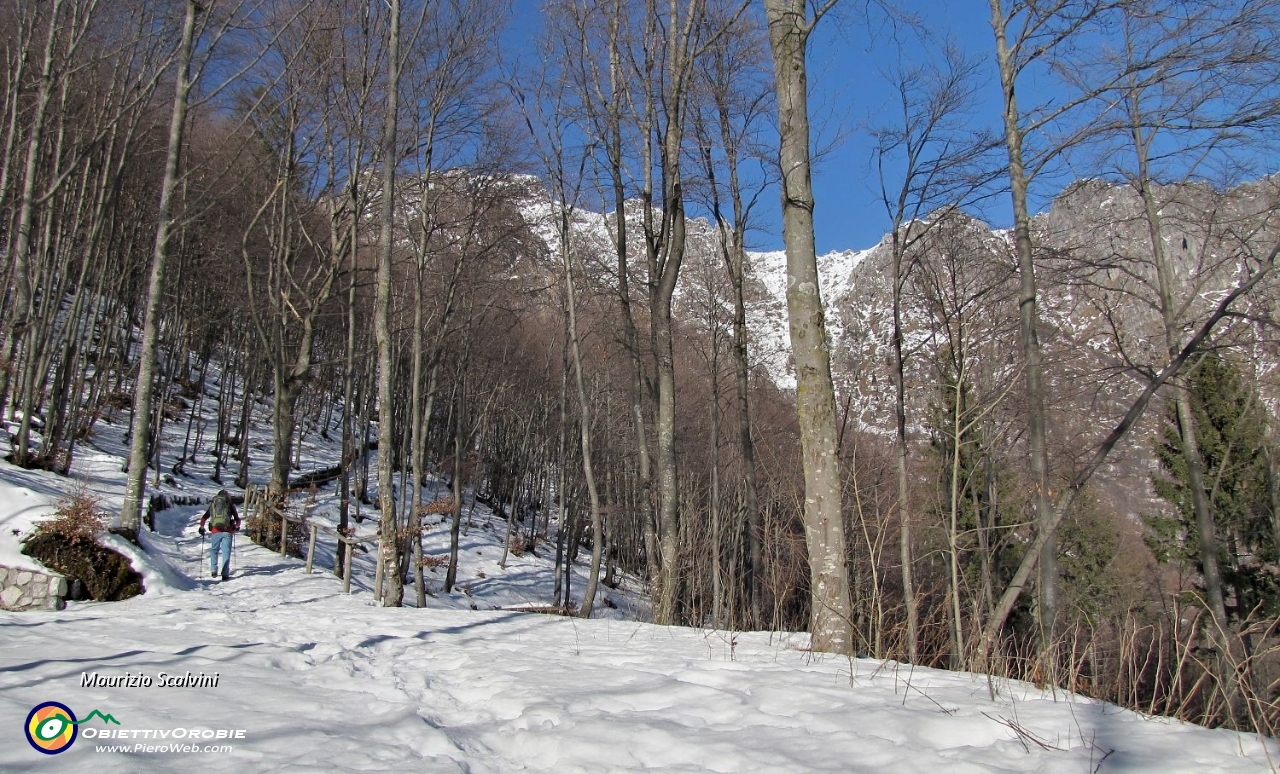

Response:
(1128, 109), (1238, 702)
(121, 0), (198, 534)
(560, 214), (605, 618)
(445, 375), (464, 593)
(889, 227), (919, 662)
(974, 245), (1278, 664)
(1, 0), (76, 420)
(763, 0), (855, 654)
(375, 0), (403, 606)
(988, 0), (1057, 643)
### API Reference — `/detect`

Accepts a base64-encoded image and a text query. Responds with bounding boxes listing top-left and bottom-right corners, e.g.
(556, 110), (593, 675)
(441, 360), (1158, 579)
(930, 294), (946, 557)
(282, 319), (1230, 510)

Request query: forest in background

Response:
(1, 0), (1279, 735)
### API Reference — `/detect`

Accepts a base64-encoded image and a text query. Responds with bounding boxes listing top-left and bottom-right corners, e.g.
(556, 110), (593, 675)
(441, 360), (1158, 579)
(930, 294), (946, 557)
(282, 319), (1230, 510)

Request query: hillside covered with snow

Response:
(3, 477), (1276, 771)
(1, 399), (1276, 772)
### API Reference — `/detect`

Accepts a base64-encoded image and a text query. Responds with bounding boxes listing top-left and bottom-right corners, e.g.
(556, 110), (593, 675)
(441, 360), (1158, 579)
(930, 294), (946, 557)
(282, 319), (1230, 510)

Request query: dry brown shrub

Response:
(418, 555), (447, 570)
(21, 486), (143, 601)
(420, 497), (455, 516)
(33, 486), (107, 545)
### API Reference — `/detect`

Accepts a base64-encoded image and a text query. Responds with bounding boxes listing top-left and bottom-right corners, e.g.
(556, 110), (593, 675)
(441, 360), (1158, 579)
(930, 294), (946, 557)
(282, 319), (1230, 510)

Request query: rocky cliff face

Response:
(747, 175), (1280, 524)
(508, 173), (1278, 517)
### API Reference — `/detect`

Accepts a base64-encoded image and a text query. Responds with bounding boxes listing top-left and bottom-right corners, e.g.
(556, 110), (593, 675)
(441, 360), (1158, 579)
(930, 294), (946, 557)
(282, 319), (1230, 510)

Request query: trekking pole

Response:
(199, 531), (206, 575)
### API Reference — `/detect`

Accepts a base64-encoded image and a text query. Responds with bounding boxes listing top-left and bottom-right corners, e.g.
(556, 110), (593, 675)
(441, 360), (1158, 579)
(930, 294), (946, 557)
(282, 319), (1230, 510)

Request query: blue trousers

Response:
(209, 532), (232, 577)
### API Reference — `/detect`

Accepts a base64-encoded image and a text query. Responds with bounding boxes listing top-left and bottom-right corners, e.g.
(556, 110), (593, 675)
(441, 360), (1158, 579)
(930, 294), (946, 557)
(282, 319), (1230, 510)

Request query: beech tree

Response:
(122, 0), (289, 534)
(691, 1), (772, 629)
(546, 0), (663, 600)
(1078, 0), (1280, 710)
(643, 0), (709, 625)
(121, 0), (203, 535)
(1, 0), (103, 422)
(762, 0), (854, 653)
(237, 6), (345, 503)
(374, 0), (404, 606)
(979, 0), (1280, 684)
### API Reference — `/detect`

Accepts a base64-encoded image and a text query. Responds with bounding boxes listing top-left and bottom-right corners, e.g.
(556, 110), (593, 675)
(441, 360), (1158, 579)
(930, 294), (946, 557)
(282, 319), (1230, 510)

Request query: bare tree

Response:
(871, 38), (992, 662)
(120, 0), (202, 535)
(645, 0), (707, 625)
(236, 6), (344, 504)
(374, 0), (403, 606)
(762, 0), (854, 653)
(984, 0), (1134, 656)
(0, 0), (102, 420)
(400, 0), (506, 606)
(691, 1), (773, 629)
(122, 0), (292, 533)
(1062, 0), (1280, 710)
(978, 0), (1280, 673)
(547, 0), (663, 600)
(909, 217), (1019, 668)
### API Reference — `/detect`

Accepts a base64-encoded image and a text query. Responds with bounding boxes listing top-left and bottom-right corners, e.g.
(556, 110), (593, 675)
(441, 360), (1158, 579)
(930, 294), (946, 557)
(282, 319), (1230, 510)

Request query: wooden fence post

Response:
(250, 486), (265, 545)
(278, 509), (288, 556)
(305, 523), (318, 574)
(342, 539), (353, 594)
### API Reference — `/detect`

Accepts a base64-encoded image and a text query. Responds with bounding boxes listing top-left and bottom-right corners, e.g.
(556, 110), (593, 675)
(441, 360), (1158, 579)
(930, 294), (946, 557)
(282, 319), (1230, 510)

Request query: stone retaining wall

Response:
(0, 565), (68, 611)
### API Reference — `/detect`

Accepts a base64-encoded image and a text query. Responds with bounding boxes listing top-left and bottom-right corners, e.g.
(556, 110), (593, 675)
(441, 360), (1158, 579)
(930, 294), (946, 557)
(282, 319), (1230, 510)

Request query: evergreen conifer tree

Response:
(1149, 352), (1280, 620)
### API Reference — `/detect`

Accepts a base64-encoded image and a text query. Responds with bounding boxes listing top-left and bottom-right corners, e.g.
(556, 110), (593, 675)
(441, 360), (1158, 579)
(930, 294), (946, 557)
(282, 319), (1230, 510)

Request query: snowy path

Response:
(2, 498), (1277, 772)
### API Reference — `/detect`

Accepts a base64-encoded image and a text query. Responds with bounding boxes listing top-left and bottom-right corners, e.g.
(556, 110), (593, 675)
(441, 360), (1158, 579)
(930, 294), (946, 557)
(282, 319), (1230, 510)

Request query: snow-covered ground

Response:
(1, 393), (1277, 771)
(2, 489), (1274, 773)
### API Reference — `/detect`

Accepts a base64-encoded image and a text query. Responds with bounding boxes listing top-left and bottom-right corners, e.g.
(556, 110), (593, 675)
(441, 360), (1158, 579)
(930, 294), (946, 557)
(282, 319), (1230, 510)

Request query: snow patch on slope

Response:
(746, 245), (879, 389)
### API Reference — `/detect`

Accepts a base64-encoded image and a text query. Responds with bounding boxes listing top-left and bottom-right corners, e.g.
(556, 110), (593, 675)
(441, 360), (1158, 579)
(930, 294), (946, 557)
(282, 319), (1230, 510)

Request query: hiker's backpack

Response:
(209, 495), (232, 531)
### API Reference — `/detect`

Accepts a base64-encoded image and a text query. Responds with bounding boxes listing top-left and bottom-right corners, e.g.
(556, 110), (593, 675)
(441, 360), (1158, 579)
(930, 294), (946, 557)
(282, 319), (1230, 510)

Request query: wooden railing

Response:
(244, 484), (381, 595)
(304, 521), (381, 594)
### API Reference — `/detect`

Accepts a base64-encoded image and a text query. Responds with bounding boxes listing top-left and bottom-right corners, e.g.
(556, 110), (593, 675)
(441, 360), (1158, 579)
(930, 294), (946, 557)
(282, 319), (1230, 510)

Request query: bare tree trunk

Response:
(1129, 118), (1237, 701)
(410, 220), (428, 605)
(234, 361), (254, 490)
(1268, 440), (1280, 567)
(1, 0), (75, 419)
(121, 0), (198, 534)
(710, 360), (723, 627)
(445, 376), (464, 593)
(337, 185), (359, 576)
(599, 1), (659, 594)
(643, 0), (704, 626)
(560, 217), (604, 618)
(988, 0), (1057, 646)
(413, 363), (441, 606)
(653, 298), (680, 623)
(947, 348), (969, 669)
(975, 247), (1279, 664)
(699, 56), (766, 628)
(375, 0), (403, 606)
(763, 0), (854, 654)
(553, 340), (569, 607)
(890, 228), (918, 663)
(0, 3), (35, 226)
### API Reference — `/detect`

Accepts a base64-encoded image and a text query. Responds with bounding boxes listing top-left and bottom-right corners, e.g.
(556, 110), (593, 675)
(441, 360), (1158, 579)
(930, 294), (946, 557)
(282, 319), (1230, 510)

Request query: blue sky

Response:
(500, 2), (1279, 255)
(501, 2), (1011, 254)
(803, 3), (1007, 253)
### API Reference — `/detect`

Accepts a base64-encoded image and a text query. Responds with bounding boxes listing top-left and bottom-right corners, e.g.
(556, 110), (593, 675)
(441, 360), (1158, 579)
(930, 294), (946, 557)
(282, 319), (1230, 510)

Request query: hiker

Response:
(199, 489), (240, 581)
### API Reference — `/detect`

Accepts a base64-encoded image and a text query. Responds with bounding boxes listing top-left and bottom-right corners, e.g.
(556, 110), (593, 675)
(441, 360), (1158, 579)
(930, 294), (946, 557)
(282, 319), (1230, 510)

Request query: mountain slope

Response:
(0, 457), (1274, 772)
